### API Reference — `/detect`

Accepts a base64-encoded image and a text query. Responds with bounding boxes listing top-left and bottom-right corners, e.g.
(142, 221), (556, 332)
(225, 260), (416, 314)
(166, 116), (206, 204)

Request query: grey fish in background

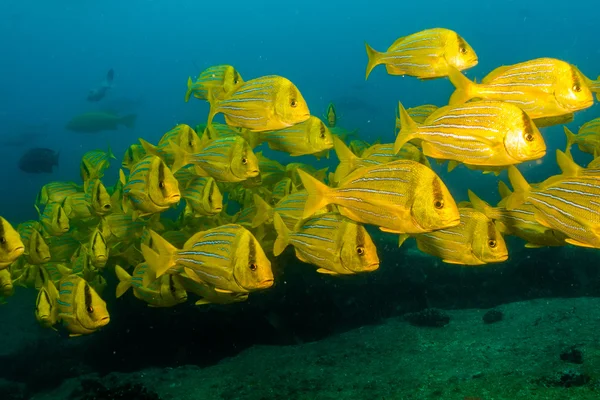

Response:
(66, 111), (136, 133)
(18, 148), (59, 173)
(87, 69), (114, 102)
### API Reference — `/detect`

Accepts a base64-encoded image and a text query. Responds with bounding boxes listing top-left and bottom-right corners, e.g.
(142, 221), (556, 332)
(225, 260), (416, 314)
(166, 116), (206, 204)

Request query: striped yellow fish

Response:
(120, 155), (181, 218)
(56, 275), (109, 336)
(298, 160), (460, 234)
(271, 178), (297, 204)
(84, 179), (112, 216)
(181, 176), (223, 217)
(0, 217), (24, 269)
(115, 264), (187, 308)
(207, 75), (310, 132)
(184, 65), (243, 102)
(252, 190), (331, 231)
(394, 100), (546, 166)
(448, 58), (594, 119)
(36, 182), (81, 206)
(36, 203), (70, 237)
(139, 124), (202, 167)
(506, 166), (600, 249)
(273, 212), (379, 275)
(365, 28), (478, 80)
(564, 119), (600, 157)
(21, 227), (51, 265)
(122, 144), (146, 170)
(80, 146), (116, 190)
(259, 116), (334, 158)
(141, 224), (274, 294)
(413, 207), (508, 265)
(468, 190), (566, 248)
(170, 135), (259, 182)
(181, 277), (248, 306)
(333, 136), (403, 183)
(0, 269), (13, 297)
(323, 103), (338, 128)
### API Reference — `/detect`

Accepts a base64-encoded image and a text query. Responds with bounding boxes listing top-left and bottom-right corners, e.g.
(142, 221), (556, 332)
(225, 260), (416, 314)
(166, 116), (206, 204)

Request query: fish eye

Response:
(0, 237), (5, 244)
(488, 239), (497, 248)
(434, 199), (444, 209)
(242, 157), (248, 165)
(573, 84), (581, 93)
(87, 306), (94, 313)
(249, 263), (257, 271)
(103, 204), (111, 210)
(356, 246), (365, 256)
(459, 46), (467, 54)
(290, 99), (298, 108)
(319, 133), (325, 139)
(525, 133), (534, 142)
(159, 181), (165, 189)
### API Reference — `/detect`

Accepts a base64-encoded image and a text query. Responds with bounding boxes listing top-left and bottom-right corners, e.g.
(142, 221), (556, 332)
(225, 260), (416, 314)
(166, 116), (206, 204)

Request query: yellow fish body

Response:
(564, 119), (600, 157)
(139, 124), (202, 167)
(365, 28), (478, 80)
(0, 269), (13, 297)
(298, 160), (460, 234)
(47, 234), (80, 262)
(24, 228), (51, 265)
(414, 207), (508, 265)
(56, 275), (110, 336)
(448, 58), (594, 119)
(259, 116), (334, 158)
(142, 224), (274, 294)
(207, 75), (310, 132)
(84, 179), (113, 216)
(395, 100), (546, 166)
(181, 176), (223, 216)
(80, 146), (116, 190)
(273, 212), (380, 275)
(122, 144), (147, 170)
(271, 178), (296, 204)
(115, 264), (188, 308)
(185, 64), (243, 102)
(36, 203), (70, 237)
(0, 217), (25, 269)
(36, 182), (81, 206)
(404, 104), (439, 124)
(324, 102), (338, 128)
(252, 190), (330, 231)
(120, 155), (181, 217)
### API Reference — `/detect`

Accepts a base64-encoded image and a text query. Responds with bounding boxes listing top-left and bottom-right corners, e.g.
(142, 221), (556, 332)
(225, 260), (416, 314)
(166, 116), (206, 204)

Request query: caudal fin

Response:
(447, 66), (477, 105)
(252, 194), (274, 228)
(120, 114), (137, 129)
(140, 230), (178, 278)
(365, 42), (383, 80)
(206, 88), (220, 126)
(468, 190), (494, 219)
(393, 101), (418, 154)
(273, 213), (291, 256)
(184, 77), (193, 103)
(505, 166), (531, 210)
(115, 265), (132, 298)
(297, 169), (332, 219)
(556, 149), (582, 177)
(332, 135), (358, 182)
(169, 141), (191, 173)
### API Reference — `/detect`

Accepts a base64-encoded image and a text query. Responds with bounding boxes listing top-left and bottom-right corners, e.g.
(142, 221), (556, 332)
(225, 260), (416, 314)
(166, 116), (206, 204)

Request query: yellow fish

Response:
(115, 264), (188, 308)
(139, 124), (202, 167)
(404, 104), (439, 124)
(36, 181), (80, 206)
(170, 136), (260, 182)
(122, 144), (147, 170)
(120, 155), (181, 218)
(259, 116), (334, 158)
(142, 224), (274, 294)
(323, 102), (338, 128)
(412, 207), (508, 265)
(298, 160), (460, 234)
(47, 234), (80, 262)
(181, 176), (223, 216)
(207, 75), (310, 132)
(56, 275), (110, 336)
(24, 228), (51, 265)
(185, 64), (243, 102)
(0, 218), (25, 269)
(252, 190), (330, 231)
(180, 277), (248, 306)
(35, 280), (59, 329)
(273, 212), (380, 275)
(573, 66), (600, 101)
(36, 203), (70, 237)
(84, 179), (113, 216)
(394, 100), (546, 166)
(564, 119), (600, 157)
(448, 58), (594, 119)
(80, 146), (116, 190)
(271, 178), (297, 204)
(365, 28), (478, 80)
(0, 269), (13, 297)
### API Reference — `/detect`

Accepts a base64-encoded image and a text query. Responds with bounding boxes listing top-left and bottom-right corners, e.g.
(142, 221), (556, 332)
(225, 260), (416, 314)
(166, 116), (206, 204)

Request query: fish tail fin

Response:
(364, 42), (382, 80)
(184, 77), (193, 103)
(333, 135), (358, 182)
(114, 265), (132, 298)
(169, 141), (190, 173)
(467, 190), (494, 218)
(206, 88), (220, 126)
(273, 212), (291, 256)
(505, 166), (531, 210)
(297, 169), (332, 219)
(120, 114), (137, 129)
(498, 180), (513, 200)
(563, 126), (577, 158)
(140, 230), (178, 278)
(139, 138), (159, 158)
(252, 194), (274, 228)
(393, 101), (418, 154)
(556, 149), (581, 177)
(448, 66), (477, 105)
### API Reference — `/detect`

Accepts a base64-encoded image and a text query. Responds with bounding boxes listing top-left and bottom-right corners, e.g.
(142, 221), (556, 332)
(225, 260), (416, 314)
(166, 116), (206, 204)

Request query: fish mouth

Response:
(257, 279), (274, 289)
(364, 262), (380, 272)
(99, 316), (110, 325)
(10, 246), (25, 258)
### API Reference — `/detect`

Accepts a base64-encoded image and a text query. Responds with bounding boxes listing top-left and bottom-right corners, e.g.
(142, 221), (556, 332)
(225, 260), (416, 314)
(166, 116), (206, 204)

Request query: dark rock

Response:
(538, 368), (591, 388)
(404, 308), (450, 327)
(482, 309), (504, 324)
(560, 347), (584, 364)
(69, 378), (161, 400)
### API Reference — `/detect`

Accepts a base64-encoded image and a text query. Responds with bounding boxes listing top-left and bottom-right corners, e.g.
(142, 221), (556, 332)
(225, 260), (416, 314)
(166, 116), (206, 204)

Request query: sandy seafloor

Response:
(10, 297), (599, 400)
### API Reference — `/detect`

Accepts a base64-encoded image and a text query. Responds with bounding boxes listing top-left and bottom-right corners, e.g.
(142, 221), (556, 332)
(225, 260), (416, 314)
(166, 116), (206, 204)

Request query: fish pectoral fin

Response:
(316, 268), (339, 275)
(442, 259), (466, 265)
(379, 227), (402, 234)
(184, 268), (205, 284)
(214, 288), (233, 294)
(565, 238), (595, 248)
(69, 334), (83, 338)
(195, 299), (212, 306)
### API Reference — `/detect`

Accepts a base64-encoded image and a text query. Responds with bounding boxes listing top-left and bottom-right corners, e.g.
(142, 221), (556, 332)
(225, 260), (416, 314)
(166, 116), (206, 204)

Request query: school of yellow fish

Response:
(1, 27), (600, 336)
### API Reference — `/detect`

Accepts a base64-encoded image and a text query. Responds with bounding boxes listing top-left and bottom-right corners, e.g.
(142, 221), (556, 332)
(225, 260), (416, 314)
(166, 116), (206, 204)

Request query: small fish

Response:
(365, 28), (478, 80)
(56, 275), (110, 336)
(23, 228), (51, 265)
(84, 179), (113, 216)
(404, 104), (439, 124)
(323, 103), (338, 128)
(139, 124), (202, 167)
(185, 65), (243, 102)
(413, 207), (508, 265)
(141, 224), (274, 294)
(18, 148), (59, 173)
(80, 146), (116, 187)
(271, 178), (297, 204)
(259, 116), (334, 158)
(447, 58), (594, 119)
(85, 228), (109, 268)
(181, 176), (223, 217)
(37, 181), (80, 206)
(62, 192), (93, 220)
(120, 155), (181, 218)
(122, 144), (147, 170)
(348, 139), (371, 157)
(252, 191), (331, 230)
(87, 68), (114, 102)
(35, 203), (70, 237)
(564, 120), (600, 157)
(47, 234), (80, 262)
(0, 269), (13, 297)
(298, 160), (460, 234)
(273, 212), (380, 275)
(35, 279), (59, 329)
(115, 264), (187, 307)
(66, 112), (136, 134)
(206, 75), (310, 132)
(170, 135), (260, 183)
(394, 100), (546, 166)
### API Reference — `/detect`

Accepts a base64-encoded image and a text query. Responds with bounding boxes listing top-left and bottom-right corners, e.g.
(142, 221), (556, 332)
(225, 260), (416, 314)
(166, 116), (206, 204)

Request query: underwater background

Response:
(2, 0), (600, 399)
